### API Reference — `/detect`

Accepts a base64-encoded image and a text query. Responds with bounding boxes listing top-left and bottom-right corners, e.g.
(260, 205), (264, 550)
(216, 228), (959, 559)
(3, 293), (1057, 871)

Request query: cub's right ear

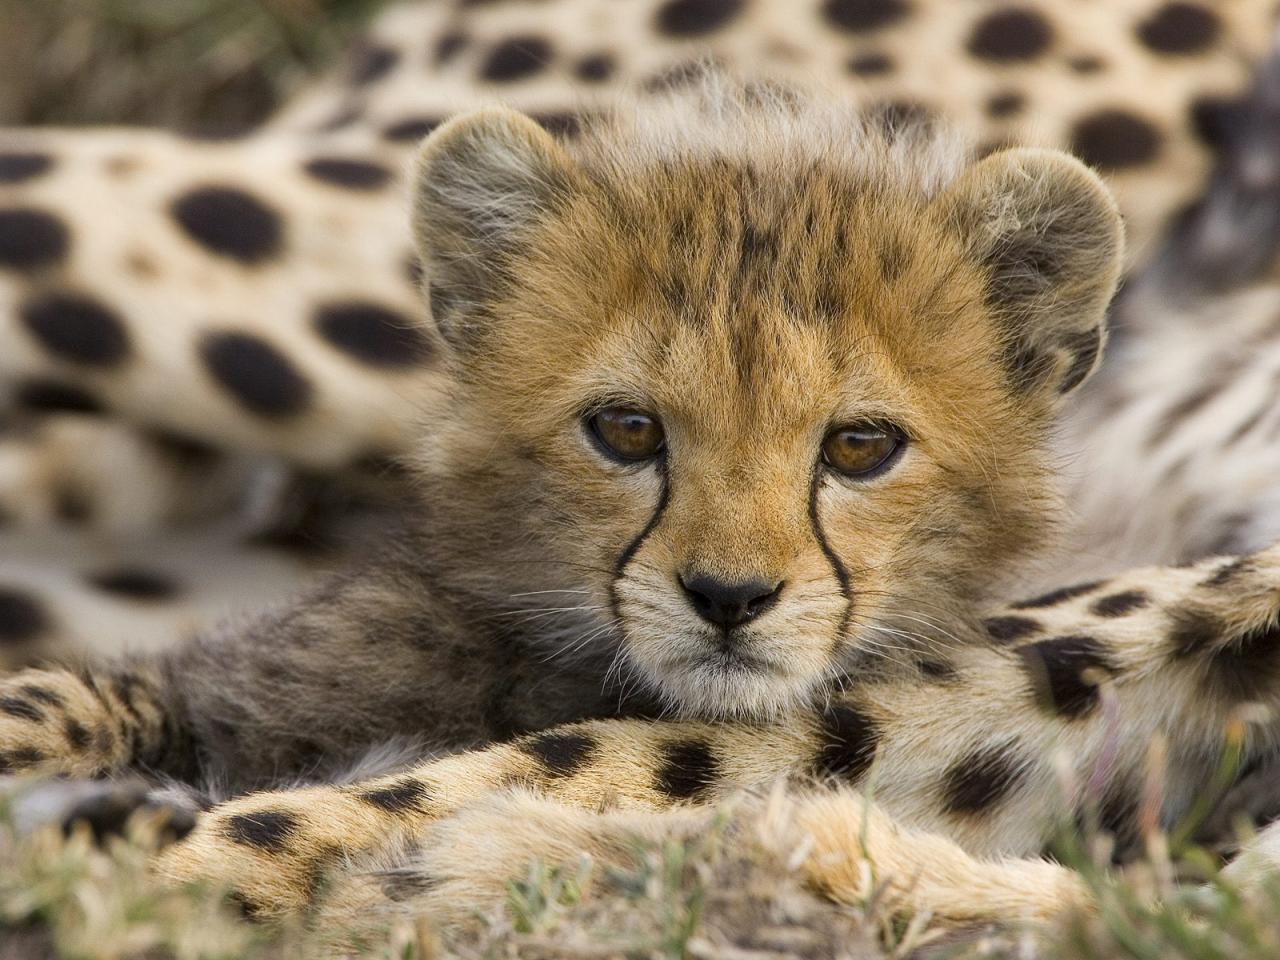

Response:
(940, 148), (1124, 399)
(412, 108), (580, 346)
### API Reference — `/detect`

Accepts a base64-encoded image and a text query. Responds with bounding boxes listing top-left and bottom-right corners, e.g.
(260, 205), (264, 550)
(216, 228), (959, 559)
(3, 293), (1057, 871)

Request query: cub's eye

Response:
(588, 407), (665, 462)
(821, 425), (903, 478)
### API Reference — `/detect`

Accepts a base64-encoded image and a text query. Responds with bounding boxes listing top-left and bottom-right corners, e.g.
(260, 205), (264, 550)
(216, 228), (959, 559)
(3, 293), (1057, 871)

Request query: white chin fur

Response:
(640, 654), (818, 720)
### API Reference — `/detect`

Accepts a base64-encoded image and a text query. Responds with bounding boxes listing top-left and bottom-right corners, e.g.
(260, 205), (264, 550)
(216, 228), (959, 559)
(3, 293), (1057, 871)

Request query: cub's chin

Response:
(633, 644), (824, 720)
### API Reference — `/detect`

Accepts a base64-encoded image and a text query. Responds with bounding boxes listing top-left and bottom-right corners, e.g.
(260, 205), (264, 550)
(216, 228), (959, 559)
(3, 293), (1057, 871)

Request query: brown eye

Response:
(821, 425), (903, 478)
(588, 407), (665, 462)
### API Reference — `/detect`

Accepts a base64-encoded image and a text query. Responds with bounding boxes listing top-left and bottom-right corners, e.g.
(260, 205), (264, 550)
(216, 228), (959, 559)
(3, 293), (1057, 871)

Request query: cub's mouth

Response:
(627, 627), (830, 719)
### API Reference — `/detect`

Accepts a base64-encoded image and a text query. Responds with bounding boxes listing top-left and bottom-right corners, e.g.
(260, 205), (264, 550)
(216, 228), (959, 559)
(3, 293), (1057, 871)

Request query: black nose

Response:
(679, 574), (783, 629)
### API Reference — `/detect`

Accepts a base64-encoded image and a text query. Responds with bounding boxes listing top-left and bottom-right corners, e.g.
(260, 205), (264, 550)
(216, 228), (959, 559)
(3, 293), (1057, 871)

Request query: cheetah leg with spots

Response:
(152, 715), (1092, 924)
(0, 663), (179, 778)
(155, 544), (1280, 919)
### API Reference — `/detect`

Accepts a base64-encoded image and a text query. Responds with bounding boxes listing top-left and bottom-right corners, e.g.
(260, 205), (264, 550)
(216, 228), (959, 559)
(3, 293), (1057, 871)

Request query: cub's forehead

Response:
(542, 156), (985, 338)
(521, 160), (996, 395)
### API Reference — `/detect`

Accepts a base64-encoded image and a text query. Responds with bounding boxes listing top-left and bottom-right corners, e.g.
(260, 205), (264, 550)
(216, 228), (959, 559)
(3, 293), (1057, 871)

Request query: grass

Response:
(5, 785), (1280, 960)
(0, 0), (389, 133)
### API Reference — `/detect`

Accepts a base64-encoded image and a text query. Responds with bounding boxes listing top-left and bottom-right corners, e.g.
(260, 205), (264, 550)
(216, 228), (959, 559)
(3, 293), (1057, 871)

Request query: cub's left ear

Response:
(940, 148), (1124, 397)
(412, 107), (580, 348)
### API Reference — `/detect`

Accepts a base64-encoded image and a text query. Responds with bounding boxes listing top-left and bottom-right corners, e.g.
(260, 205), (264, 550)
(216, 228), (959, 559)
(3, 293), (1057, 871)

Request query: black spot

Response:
(359, 778), (430, 813)
(351, 450), (410, 480)
(967, 8), (1054, 62)
(53, 487), (91, 526)
(223, 810), (299, 853)
(1018, 635), (1116, 719)
(0, 208), (70, 270)
(918, 658), (959, 682)
(21, 685), (64, 707)
(986, 91), (1025, 118)
(847, 52), (894, 76)
(0, 697), (43, 723)
(1070, 110), (1162, 170)
(349, 43), (400, 85)
(1169, 608), (1280, 701)
(86, 568), (181, 602)
(313, 302), (433, 369)
(315, 106), (362, 133)
(655, 740), (720, 800)
(94, 727), (114, 755)
(1090, 591), (1149, 618)
(19, 293), (129, 367)
(61, 784), (195, 843)
(1066, 775), (1143, 863)
(1010, 580), (1104, 610)
(575, 53), (615, 82)
(427, 277), (458, 323)
(435, 31), (468, 65)
(380, 866), (438, 901)
(643, 60), (715, 92)
(532, 112), (583, 139)
(480, 36), (552, 82)
(200, 331), (312, 418)
(868, 100), (933, 130)
(520, 731), (597, 777)
(1147, 380), (1220, 449)
(0, 747), (44, 774)
(942, 742), (1026, 815)
(1224, 405), (1267, 446)
(64, 718), (91, 751)
(1096, 779), (1143, 860)
(877, 235), (909, 283)
(1068, 54), (1105, 74)
(814, 702), (880, 781)
(655, 0), (744, 36)
(983, 615), (1042, 644)
(1137, 3), (1219, 55)
(14, 379), (104, 415)
(228, 892), (264, 920)
(0, 152), (53, 183)
(145, 429), (221, 469)
(404, 254), (424, 287)
(382, 116), (442, 143)
(171, 186), (283, 264)
(1057, 327), (1103, 395)
(302, 157), (392, 191)
(1202, 557), (1250, 588)
(111, 674), (143, 723)
(1189, 95), (1248, 148)
(822, 0), (910, 32)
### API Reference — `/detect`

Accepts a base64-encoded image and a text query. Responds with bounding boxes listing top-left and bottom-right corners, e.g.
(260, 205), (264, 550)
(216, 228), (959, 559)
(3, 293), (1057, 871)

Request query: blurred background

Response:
(0, 0), (387, 133)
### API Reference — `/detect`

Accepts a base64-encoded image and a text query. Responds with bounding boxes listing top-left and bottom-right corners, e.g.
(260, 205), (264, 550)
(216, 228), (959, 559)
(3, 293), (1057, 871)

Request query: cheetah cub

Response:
(0, 88), (1120, 858)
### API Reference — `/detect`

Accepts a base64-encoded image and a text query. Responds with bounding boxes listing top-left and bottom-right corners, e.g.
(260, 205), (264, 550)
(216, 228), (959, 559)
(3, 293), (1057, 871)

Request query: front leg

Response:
(155, 718), (819, 917)
(156, 714), (1087, 926)
(0, 663), (174, 779)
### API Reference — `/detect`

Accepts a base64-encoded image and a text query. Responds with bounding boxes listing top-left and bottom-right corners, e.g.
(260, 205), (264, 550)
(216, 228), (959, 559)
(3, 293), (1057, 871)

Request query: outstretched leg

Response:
(152, 543), (1280, 917)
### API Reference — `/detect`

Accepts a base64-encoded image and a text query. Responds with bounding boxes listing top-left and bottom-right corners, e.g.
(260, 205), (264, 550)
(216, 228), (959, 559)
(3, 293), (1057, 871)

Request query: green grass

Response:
(6, 788), (1280, 960)
(0, 0), (390, 132)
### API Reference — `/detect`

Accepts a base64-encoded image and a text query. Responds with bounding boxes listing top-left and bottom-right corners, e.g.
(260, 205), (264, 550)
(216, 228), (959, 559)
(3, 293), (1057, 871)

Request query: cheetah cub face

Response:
(412, 95), (1122, 718)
